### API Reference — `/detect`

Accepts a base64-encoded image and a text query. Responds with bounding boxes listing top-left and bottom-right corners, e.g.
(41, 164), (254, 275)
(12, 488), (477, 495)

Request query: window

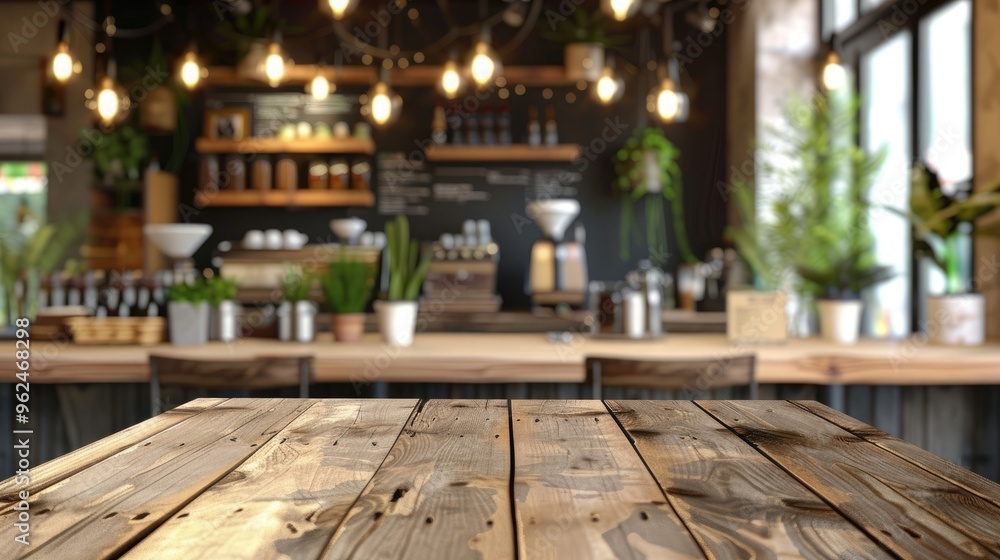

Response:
(823, 0), (857, 38)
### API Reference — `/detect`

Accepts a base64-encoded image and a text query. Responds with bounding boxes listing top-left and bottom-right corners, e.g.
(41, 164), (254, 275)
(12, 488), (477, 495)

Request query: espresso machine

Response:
(526, 199), (588, 307)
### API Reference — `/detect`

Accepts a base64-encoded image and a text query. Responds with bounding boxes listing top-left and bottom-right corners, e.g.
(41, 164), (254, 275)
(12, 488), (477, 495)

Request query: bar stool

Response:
(585, 355), (757, 400)
(148, 354), (313, 416)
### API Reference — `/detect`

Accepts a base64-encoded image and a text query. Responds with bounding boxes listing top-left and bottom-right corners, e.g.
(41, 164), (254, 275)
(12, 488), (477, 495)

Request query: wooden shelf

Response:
(194, 137), (375, 155)
(203, 65), (574, 87)
(425, 144), (581, 162)
(195, 189), (374, 208)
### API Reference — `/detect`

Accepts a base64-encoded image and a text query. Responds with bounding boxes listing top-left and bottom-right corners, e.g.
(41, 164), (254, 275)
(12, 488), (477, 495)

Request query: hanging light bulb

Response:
(603, 0), (638, 22)
(469, 28), (502, 87)
(310, 67), (332, 100)
(594, 56), (624, 104)
(326, 0), (357, 20)
(51, 20), (73, 82)
(97, 75), (120, 123)
(264, 34), (287, 87)
(648, 77), (690, 123)
(439, 58), (464, 99)
(365, 77), (401, 126)
(822, 50), (847, 91)
(179, 47), (203, 89)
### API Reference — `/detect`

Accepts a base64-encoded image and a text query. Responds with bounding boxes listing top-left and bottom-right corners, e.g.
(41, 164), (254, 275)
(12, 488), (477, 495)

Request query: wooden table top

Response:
(7, 332), (1000, 385)
(3, 398), (999, 559)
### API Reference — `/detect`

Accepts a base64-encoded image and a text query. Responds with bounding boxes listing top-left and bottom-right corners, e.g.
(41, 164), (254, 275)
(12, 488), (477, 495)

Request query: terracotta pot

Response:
(332, 313), (366, 342)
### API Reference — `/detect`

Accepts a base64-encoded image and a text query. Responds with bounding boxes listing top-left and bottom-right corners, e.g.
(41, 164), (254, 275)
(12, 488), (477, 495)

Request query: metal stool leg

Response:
(150, 361), (161, 417)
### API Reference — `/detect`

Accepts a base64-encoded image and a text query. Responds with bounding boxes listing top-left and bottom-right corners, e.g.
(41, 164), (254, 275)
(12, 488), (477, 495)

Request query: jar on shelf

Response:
(224, 155), (246, 191)
(351, 159), (372, 191)
(275, 155), (297, 191)
(329, 158), (349, 190)
(198, 155), (219, 191)
(251, 156), (272, 191)
(308, 160), (329, 190)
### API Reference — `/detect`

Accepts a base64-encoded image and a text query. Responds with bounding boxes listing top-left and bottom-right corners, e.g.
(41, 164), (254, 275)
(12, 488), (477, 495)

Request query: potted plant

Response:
(167, 280), (210, 346)
(321, 255), (376, 342)
(542, 10), (626, 82)
(206, 276), (240, 342)
(728, 92), (891, 344)
(82, 124), (148, 188)
(375, 216), (430, 347)
(906, 163), (1000, 345)
(613, 127), (696, 268)
(278, 266), (317, 343)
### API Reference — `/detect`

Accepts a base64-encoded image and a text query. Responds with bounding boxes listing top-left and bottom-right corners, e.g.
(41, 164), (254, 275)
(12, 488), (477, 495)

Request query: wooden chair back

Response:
(585, 355), (757, 400)
(148, 354), (313, 415)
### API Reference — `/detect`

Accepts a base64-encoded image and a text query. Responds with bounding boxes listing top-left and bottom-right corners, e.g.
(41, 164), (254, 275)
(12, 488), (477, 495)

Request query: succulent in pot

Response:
(167, 279), (210, 346)
(375, 215), (431, 347)
(206, 276), (240, 342)
(904, 163), (1000, 345)
(321, 255), (376, 342)
(278, 266), (317, 343)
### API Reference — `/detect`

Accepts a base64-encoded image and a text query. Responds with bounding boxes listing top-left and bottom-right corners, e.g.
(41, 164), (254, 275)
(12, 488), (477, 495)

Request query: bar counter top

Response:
(7, 332), (1000, 386)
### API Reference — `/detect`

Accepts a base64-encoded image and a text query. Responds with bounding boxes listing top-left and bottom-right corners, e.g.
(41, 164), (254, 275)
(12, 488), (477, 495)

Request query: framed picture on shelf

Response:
(204, 107), (251, 140)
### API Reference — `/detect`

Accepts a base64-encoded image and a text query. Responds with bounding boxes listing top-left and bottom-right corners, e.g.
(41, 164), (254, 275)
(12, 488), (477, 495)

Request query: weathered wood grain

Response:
(320, 399), (514, 559)
(701, 400), (1000, 558)
(794, 400), (1000, 509)
(0, 398), (313, 559)
(123, 399), (418, 560)
(511, 400), (704, 559)
(607, 400), (891, 559)
(0, 398), (227, 511)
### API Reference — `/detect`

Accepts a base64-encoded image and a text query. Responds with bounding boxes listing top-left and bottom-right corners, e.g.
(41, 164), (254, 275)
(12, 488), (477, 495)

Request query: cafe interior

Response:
(1, 0), (1000, 555)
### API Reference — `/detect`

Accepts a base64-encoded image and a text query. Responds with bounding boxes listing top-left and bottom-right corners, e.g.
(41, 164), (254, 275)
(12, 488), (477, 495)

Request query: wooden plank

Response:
(701, 400), (1000, 557)
(124, 399), (418, 559)
(511, 400), (704, 559)
(425, 144), (581, 162)
(607, 400), (890, 559)
(794, 400), (1000, 509)
(320, 400), (514, 559)
(0, 398), (313, 559)
(0, 398), (227, 511)
(194, 137), (376, 155)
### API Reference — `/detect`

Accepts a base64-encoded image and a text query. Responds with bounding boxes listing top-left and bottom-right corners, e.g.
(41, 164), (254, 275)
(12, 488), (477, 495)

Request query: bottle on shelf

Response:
(544, 104), (559, 146)
(527, 105), (541, 147)
(481, 105), (496, 146)
(448, 104), (463, 145)
(498, 105), (512, 145)
(431, 104), (447, 145)
(465, 110), (480, 145)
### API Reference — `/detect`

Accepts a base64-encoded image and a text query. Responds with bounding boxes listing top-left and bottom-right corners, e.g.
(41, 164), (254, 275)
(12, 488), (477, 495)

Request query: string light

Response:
(179, 47), (203, 89)
(52, 20), (73, 82)
(264, 33), (287, 87)
(439, 58), (463, 99)
(594, 56), (623, 104)
(310, 67), (332, 100)
(649, 77), (689, 122)
(365, 76), (401, 126)
(97, 75), (121, 123)
(604, 0), (638, 21)
(470, 28), (501, 87)
(822, 50), (847, 91)
(326, 0), (357, 20)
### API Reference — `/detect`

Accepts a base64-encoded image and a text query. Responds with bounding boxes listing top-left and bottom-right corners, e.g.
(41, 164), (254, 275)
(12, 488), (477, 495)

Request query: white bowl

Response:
(330, 218), (367, 245)
(144, 224), (213, 259)
(243, 230), (264, 250)
(283, 229), (308, 250)
(264, 229), (283, 250)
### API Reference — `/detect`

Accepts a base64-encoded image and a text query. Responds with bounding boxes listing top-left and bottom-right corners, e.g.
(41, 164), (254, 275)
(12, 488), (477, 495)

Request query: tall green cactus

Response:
(385, 215), (430, 301)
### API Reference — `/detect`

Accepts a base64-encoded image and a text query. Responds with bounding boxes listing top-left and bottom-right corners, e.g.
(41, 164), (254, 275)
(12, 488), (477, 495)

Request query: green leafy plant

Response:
(542, 10), (628, 47)
(82, 124), (148, 184)
(321, 256), (376, 314)
(905, 163), (1000, 294)
(728, 92), (892, 300)
(613, 128), (695, 267)
(384, 215), (431, 301)
(168, 279), (210, 304)
(213, 4), (300, 62)
(280, 266), (314, 303)
(206, 276), (239, 306)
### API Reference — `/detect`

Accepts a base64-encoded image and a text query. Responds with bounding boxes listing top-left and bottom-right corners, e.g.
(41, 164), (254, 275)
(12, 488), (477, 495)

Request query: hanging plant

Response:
(613, 127), (695, 267)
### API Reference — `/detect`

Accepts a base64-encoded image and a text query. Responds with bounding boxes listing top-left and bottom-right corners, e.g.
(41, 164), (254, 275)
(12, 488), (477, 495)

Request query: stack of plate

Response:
(66, 317), (165, 346)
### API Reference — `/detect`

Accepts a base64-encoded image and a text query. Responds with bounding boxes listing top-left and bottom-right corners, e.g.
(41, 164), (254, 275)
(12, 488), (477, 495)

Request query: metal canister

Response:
(626, 259), (667, 337)
(622, 289), (646, 339)
(278, 301), (317, 343)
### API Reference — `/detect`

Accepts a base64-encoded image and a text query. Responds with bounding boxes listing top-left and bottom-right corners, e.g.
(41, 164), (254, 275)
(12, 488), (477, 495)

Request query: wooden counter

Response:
(8, 333), (1000, 386)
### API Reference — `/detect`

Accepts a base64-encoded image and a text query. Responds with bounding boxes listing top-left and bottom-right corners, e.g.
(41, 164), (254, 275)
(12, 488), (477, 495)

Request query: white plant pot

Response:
(374, 300), (418, 347)
(926, 293), (985, 346)
(564, 43), (604, 82)
(278, 301), (317, 343)
(168, 301), (209, 346)
(817, 299), (863, 345)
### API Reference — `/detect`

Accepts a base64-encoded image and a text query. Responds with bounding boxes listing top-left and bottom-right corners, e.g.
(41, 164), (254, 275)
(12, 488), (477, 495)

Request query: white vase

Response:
(168, 301), (209, 346)
(374, 300), (418, 347)
(564, 43), (603, 82)
(817, 299), (863, 345)
(926, 293), (985, 346)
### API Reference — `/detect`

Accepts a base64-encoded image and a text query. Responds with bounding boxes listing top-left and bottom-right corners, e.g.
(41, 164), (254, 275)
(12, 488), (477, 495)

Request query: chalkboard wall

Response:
(166, 3), (730, 309)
